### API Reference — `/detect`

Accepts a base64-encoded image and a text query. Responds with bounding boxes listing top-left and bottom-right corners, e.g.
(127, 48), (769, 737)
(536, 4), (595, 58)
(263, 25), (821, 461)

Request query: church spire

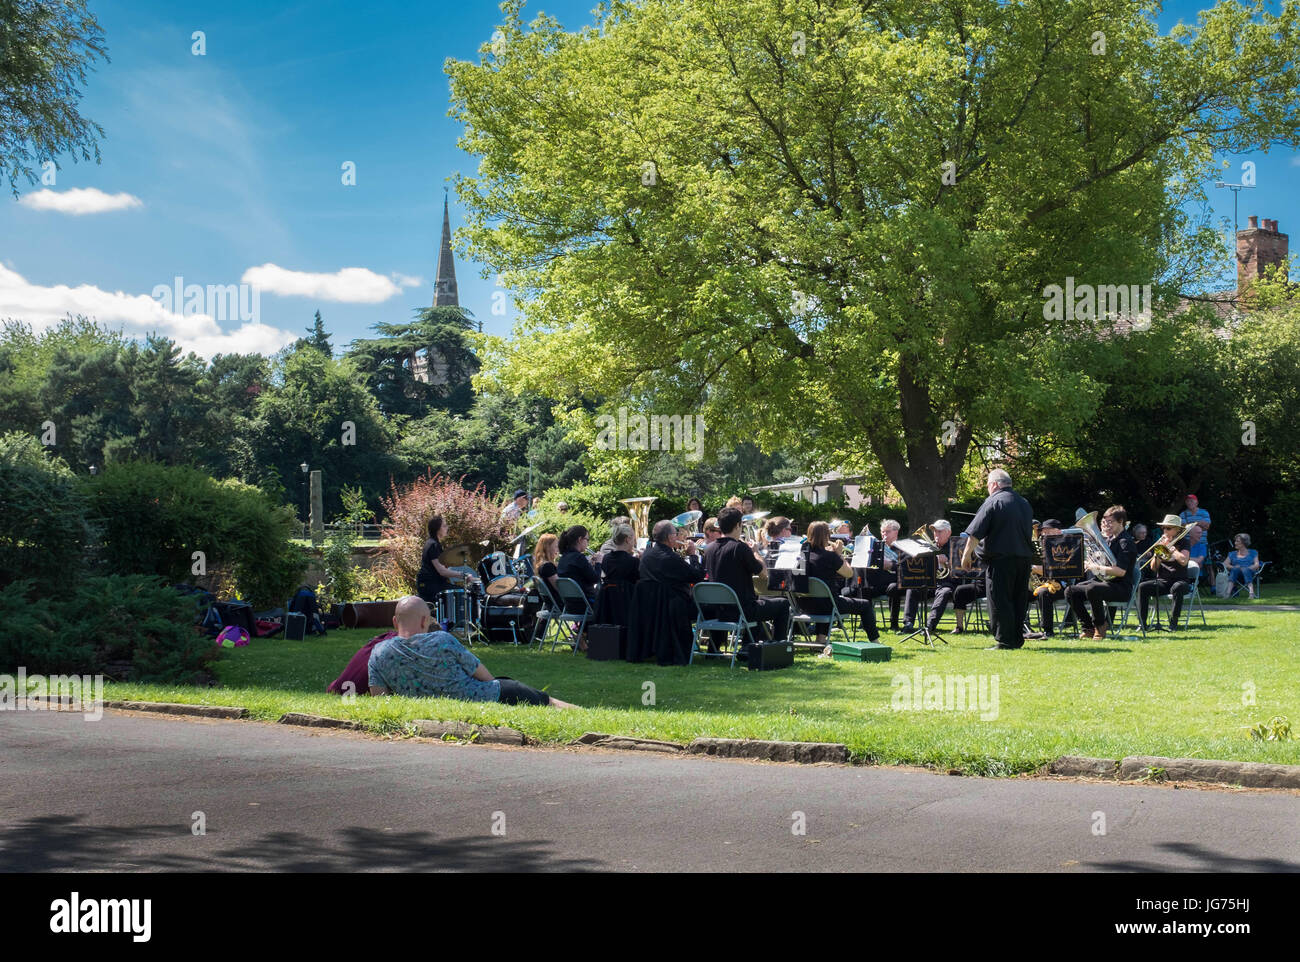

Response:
(433, 189), (459, 307)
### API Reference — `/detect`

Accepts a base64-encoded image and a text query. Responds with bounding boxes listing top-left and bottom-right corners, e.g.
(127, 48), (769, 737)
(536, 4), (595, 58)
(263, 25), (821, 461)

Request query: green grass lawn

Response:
(1200, 579), (1300, 606)
(101, 608), (1300, 775)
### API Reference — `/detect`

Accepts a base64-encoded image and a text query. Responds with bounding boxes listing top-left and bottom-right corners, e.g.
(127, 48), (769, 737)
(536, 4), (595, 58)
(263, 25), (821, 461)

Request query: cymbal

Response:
(441, 543), (473, 566)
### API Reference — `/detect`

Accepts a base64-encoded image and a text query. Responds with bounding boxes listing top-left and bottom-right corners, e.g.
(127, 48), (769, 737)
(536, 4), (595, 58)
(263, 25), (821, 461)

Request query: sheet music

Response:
(774, 538), (804, 571)
(851, 535), (875, 568)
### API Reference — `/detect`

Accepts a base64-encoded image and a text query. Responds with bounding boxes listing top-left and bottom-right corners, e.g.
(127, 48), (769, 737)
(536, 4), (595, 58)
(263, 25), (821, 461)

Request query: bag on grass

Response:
(1215, 571), (1231, 598)
(215, 626), (250, 649)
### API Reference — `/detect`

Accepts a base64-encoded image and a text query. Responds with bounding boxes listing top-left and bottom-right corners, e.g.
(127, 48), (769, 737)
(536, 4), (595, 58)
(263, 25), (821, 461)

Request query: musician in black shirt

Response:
(1136, 515), (1191, 631)
(803, 522), (879, 645)
(963, 469), (1035, 649)
(556, 525), (600, 611)
(918, 520), (962, 633)
(704, 507), (790, 641)
(1064, 505), (1137, 640)
(416, 516), (470, 606)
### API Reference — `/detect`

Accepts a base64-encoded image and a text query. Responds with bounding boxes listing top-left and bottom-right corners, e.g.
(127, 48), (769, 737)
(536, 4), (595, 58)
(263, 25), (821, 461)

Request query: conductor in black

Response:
(962, 468), (1034, 650)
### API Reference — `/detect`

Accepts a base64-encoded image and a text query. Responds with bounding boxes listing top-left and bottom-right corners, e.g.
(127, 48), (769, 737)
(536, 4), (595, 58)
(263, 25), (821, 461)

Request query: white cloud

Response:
(391, 272), (425, 288)
(17, 188), (143, 215)
(0, 263), (295, 358)
(241, 263), (403, 303)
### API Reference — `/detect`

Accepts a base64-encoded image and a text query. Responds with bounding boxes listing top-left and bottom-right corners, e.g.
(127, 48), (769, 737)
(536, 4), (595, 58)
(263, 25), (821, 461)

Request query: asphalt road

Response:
(2, 710), (1297, 872)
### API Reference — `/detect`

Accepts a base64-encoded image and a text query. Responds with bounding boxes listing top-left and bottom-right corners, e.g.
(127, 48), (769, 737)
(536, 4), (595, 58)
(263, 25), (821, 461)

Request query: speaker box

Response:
(586, 624), (626, 661)
(743, 640), (794, 671)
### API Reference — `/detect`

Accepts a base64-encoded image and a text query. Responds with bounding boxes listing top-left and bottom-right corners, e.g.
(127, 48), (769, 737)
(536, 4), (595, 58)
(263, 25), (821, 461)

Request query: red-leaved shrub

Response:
(377, 472), (513, 591)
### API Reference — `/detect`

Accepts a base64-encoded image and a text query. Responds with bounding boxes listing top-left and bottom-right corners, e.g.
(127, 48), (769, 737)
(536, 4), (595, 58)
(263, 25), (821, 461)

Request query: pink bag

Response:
(215, 625), (251, 648)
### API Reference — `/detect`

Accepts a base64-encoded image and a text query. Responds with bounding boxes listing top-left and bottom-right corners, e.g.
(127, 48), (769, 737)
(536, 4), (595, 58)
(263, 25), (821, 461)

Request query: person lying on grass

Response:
(368, 596), (578, 709)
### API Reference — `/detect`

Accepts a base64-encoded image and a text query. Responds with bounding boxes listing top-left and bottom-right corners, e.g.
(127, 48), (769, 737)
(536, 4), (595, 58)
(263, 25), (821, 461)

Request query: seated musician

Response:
(704, 506), (790, 642)
(1131, 523), (1154, 562)
(862, 519), (903, 631)
(803, 522), (881, 649)
(595, 523), (639, 627)
(556, 525), (599, 611)
(531, 532), (560, 594)
(627, 519), (703, 665)
(1028, 518), (1066, 638)
(701, 517), (722, 549)
(947, 531), (987, 634)
(918, 520), (962, 634)
(1137, 516), (1192, 631)
(594, 515), (633, 565)
(763, 516), (793, 555)
(833, 520), (853, 539)
(416, 516), (471, 609)
(1064, 506), (1138, 640)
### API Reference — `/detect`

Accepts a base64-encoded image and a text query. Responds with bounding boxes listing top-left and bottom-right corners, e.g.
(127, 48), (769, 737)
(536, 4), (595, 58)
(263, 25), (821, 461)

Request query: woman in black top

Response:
(803, 521), (880, 649)
(595, 524), (639, 626)
(417, 516), (469, 607)
(556, 525), (599, 610)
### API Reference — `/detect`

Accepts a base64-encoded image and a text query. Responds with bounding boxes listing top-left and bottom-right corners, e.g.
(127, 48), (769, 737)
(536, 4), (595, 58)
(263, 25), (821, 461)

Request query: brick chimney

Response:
(1237, 215), (1288, 294)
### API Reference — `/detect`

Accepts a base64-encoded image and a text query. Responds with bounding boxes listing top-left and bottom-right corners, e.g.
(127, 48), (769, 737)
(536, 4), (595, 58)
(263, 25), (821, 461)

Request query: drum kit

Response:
(431, 541), (539, 645)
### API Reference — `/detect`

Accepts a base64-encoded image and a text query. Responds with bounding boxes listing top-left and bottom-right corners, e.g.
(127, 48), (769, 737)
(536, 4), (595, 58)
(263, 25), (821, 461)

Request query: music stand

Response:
(1042, 532), (1085, 636)
(898, 552), (943, 647)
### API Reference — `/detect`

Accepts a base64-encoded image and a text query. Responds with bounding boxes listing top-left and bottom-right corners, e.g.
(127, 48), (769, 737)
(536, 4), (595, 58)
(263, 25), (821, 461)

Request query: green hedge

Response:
(83, 462), (306, 608)
(0, 433), (91, 592)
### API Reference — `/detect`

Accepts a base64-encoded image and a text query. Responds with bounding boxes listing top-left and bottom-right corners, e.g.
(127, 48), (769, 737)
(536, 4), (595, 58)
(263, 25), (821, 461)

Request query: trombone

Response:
(1135, 522), (1198, 569)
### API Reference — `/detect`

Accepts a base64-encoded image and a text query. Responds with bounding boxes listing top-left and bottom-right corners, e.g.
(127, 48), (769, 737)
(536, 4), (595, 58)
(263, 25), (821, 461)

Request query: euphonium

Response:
(1075, 510), (1119, 580)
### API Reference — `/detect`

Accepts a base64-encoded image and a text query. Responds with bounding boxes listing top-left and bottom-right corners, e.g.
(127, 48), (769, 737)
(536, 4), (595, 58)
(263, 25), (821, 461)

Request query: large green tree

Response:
(347, 306), (480, 417)
(450, 0), (1300, 526)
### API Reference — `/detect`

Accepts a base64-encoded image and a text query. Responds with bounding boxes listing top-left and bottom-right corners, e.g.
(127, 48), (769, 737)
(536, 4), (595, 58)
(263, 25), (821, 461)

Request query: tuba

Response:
(910, 524), (951, 579)
(619, 497), (657, 544)
(1074, 511), (1119, 580)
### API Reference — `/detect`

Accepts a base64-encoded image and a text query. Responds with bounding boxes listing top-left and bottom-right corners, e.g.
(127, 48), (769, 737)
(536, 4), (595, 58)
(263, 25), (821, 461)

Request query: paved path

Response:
(3, 710), (1297, 872)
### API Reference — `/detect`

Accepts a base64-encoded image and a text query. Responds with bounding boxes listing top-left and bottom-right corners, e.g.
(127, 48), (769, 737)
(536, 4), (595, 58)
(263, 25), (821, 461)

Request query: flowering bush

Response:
(376, 472), (513, 591)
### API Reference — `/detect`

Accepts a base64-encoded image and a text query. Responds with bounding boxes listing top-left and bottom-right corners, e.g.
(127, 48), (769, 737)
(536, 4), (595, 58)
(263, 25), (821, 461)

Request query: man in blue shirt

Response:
(1180, 495), (1211, 584)
(369, 596), (576, 708)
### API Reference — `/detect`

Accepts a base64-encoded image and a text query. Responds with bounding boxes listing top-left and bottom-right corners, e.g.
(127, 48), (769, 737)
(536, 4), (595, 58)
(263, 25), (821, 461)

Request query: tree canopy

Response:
(450, 0), (1300, 525)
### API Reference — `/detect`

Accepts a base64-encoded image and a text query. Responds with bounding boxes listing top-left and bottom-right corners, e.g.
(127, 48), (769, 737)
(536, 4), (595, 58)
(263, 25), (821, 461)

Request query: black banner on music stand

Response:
(899, 552), (936, 589)
(1044, 532), (1085, 580)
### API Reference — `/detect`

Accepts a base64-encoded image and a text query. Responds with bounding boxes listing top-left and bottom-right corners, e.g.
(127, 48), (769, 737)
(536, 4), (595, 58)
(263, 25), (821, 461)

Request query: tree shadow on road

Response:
(1087, 840), (1300, 872)
(1, 813), (603, 872)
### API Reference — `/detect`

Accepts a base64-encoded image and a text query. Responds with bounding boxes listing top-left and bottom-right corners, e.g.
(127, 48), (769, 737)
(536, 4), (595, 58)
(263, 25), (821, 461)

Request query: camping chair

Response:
(690, 582), (758, 668)
(788, 577), (852, 648)
(548, 577), (593, 653)
(1224, 560), (1270, 600)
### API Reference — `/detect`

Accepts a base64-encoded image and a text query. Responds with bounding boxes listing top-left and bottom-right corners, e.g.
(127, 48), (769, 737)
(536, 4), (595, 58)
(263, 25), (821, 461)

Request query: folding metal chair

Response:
(529, 575), (560, 648)
(788, 577), (852, 648)
(1179, 561), (1208, 627)
(690, 582), (758, 668)
(1107, 576), (1142, 637)
(549, 577), (592, 653)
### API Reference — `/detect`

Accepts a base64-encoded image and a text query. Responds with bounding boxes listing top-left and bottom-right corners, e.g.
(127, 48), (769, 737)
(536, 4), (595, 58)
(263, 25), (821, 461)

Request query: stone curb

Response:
(105, 700), (247, 719)
(277, 712), (364, 730)
(1118, 754), (1300, 789)
(413, 719), (525, 745)
(571, 731), (685, 753)
(1049, 755), (1120, 777)
(687, 738), (849, 765)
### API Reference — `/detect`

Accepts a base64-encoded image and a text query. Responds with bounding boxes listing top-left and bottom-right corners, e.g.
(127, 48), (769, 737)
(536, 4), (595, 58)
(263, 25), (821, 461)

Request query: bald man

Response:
(368, 596), (576, 708)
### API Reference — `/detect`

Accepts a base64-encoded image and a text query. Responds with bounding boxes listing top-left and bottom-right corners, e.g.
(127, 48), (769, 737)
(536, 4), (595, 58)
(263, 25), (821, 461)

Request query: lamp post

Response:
(300, 463), (309, 536)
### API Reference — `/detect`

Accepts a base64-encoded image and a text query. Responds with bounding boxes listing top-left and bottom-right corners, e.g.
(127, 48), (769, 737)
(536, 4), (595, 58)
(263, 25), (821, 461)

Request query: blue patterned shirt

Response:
(367, 632), (501, 702)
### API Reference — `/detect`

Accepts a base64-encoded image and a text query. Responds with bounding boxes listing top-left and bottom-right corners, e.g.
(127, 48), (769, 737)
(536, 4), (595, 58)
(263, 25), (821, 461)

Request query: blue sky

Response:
(0, 0), (1295, 357)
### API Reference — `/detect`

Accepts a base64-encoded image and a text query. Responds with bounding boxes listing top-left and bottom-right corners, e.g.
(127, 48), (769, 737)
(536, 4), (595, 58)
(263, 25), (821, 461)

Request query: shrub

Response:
(377, 472), (514, 592)
(0, 433), (92, 592)
(319, 528), (362, 605)
(82, 462), (305, 607)
(0, 575), (213, 683)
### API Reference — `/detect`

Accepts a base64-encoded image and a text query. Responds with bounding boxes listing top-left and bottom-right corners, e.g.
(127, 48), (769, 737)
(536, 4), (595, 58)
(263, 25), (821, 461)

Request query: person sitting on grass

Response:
(368, 596), (577, 709)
